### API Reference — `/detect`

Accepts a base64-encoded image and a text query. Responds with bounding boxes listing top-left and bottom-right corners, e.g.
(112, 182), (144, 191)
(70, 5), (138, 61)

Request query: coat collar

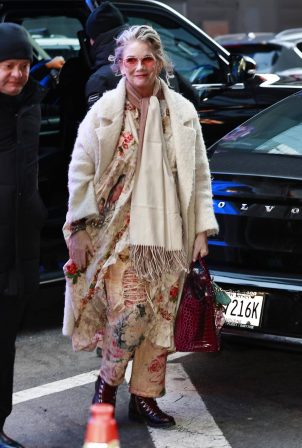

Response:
(160, 79), (197, 124)
(162, 80), (197, 215)
(95, 76), (126, 121)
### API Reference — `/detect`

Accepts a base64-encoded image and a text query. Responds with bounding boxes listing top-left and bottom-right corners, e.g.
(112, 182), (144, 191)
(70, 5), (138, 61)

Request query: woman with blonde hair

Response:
(63, 24), (218, 428)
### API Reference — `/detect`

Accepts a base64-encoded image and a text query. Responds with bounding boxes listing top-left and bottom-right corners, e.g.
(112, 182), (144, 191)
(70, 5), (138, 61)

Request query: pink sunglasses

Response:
(122, 55), (156, 68)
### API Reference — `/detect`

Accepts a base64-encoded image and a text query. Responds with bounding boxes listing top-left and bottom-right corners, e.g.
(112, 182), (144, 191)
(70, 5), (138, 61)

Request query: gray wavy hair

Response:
(109, 24), (174, 84)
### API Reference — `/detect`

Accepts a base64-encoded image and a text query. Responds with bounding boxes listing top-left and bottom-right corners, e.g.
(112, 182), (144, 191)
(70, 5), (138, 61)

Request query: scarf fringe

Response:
(130, 245), (188, 283)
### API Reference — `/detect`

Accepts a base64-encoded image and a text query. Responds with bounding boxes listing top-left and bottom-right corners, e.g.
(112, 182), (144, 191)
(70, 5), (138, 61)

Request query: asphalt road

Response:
(4, 285), (302, 448)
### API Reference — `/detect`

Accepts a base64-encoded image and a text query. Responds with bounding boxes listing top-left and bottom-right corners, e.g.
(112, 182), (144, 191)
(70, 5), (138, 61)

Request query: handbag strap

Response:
(198, 256), (212, 283)
(189, 256), (213, 287)
(196, 256), (216, 299)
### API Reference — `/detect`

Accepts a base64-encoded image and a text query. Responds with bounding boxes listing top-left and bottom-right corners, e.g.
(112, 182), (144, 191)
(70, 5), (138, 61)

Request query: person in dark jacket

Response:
(85, 2), (199, 110)
(85, 1), (126, 109)
(0, 23), (46, 448)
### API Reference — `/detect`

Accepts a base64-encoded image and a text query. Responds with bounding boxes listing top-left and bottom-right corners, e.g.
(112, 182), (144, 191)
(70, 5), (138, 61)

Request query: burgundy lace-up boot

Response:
(129, 394), (176, 428)
(92, 375), (118, 409)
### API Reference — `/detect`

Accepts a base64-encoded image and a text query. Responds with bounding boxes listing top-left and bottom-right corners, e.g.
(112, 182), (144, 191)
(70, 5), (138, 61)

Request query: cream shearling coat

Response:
(63, 77), (218, 336)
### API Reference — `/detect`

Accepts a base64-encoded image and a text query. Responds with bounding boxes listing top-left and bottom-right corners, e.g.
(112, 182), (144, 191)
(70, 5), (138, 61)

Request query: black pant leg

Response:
(0, 293), (28, 429)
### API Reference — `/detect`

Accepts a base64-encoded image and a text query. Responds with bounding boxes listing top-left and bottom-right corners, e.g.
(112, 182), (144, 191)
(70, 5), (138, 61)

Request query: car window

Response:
(22, 16), (81, 61)
(124, 12), (225, 84)
(212, 93), (302, 156)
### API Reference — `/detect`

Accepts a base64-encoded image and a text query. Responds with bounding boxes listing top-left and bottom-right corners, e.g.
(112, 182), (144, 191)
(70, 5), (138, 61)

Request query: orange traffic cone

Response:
(83, 403), (120, 448)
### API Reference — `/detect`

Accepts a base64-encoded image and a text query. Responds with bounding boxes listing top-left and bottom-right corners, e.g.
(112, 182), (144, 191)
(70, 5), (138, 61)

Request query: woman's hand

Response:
(68, 230), (94, 271)
(192, 231), (208, 262)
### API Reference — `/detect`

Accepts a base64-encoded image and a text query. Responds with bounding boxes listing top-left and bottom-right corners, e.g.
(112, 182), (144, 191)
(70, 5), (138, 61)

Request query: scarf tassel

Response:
(130, 245), (188, 283)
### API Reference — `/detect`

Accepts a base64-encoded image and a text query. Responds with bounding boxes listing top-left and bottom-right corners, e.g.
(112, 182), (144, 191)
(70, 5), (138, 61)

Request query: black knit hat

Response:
(0, 23), (33, 62)
(85, 2), (125, 39)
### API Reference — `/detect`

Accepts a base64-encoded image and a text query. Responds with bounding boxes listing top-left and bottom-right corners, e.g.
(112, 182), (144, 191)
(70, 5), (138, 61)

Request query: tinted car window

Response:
(34, 37), (80, 61)
(23, 16), (81, 61)
(212, 93), (302, 156)
(126, 13), (225, 83)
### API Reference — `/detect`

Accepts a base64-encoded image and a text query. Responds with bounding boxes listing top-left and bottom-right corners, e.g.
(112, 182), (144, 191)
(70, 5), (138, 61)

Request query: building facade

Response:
(164, 0), (302, 37)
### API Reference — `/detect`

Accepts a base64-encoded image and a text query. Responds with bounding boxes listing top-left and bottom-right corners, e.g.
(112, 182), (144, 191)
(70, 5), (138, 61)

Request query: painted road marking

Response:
(13, 353), (188, 405)
(149, 363), (231, 448)
(126, 361), (232, 448)
(13, 353), (231, 448)
(13, 370), (99, 405)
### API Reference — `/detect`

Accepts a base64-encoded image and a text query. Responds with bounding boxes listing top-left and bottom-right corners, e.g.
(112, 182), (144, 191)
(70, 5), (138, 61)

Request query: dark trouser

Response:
(0, 291), (30, 430)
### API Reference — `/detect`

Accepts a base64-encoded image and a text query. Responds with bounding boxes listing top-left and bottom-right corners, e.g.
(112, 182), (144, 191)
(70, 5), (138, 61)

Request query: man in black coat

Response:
(84, 2), (199, 110)
(0, 23), (46, 448)
(85, 1), (126, 109)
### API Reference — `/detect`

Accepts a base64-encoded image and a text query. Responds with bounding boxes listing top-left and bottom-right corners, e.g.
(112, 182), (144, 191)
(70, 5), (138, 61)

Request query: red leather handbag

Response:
(174, 257), (220, 352)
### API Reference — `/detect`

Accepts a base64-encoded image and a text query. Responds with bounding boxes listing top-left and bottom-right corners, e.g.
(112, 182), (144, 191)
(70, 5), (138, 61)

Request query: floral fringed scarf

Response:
(126, 79), (188, 282)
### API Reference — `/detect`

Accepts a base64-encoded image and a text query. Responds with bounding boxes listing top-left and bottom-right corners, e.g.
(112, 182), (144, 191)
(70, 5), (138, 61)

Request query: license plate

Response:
(224, 291), (265, 328)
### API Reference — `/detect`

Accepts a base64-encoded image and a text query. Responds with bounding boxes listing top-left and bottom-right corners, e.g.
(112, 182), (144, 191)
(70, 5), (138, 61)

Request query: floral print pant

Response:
(100, 259), (170, 397)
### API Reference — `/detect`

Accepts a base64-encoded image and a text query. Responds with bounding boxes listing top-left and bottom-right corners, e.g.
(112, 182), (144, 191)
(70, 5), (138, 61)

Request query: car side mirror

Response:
(228, 54), (256, 84)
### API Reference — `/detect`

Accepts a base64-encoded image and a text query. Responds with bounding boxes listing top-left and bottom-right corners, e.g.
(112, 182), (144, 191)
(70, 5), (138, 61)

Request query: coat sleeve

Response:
(193, 117), (219, 236)
(85, 66), (118, 110)
(66, 108), (99, 223)
(85, 74), (108, 110)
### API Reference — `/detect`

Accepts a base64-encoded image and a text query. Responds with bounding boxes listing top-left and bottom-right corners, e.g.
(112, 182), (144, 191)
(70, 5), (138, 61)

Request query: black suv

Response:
(1, 0), (302, 287)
